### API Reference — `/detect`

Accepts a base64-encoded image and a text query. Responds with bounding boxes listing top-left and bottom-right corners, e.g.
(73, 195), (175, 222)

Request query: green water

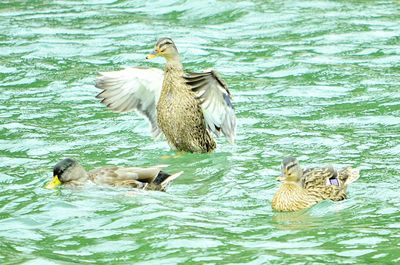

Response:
(1, 0), (400, 264)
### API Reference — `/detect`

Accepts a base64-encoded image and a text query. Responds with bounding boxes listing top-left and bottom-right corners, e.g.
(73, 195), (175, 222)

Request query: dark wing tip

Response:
(96, 90), (105, 99)
(223, 93), (234, 109)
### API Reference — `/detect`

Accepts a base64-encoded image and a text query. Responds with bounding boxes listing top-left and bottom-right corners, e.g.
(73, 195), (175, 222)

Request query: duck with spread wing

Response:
(95, 38), (236, 153)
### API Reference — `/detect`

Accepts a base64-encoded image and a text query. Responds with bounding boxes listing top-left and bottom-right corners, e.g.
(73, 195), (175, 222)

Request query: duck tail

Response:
(342, 167), (360, 185)
(160, 171), (183, 189)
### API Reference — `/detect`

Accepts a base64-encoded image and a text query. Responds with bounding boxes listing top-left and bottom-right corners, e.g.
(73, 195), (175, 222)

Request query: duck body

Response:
(272, 157), (360, 212)
(272, 182), (318, 212)
(46, 158), (182, 191)
(157, 63), (216, 152)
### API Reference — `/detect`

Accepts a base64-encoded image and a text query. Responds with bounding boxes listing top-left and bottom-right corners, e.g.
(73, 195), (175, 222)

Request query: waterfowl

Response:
(95, 38), (236, 153)
(272, 157), (360, 212)
(45, 158), (182, 191)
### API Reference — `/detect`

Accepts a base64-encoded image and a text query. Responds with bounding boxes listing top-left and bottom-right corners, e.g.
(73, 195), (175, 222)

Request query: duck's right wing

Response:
(95, 67), (164, 137)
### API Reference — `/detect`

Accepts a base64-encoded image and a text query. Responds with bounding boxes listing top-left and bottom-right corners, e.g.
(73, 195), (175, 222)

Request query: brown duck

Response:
(45, 158), (182, 191)
(272, 157), (360, 212)
(95, 38), (236, 153)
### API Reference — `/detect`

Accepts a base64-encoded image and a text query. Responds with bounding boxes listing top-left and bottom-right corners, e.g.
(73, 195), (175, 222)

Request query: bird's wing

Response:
(95, 67), (164, 137)
(302, 166), (348, 201)
(114, 165), (169, 183)
(90, 165), (169, 188)
(302, 166), (338, 189)
(184, 70), (236, 143)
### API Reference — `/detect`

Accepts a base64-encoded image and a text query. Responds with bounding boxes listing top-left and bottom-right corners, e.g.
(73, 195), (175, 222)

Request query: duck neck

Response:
(282, 180), (301, 186)
(164, 55), (183, 73)
(71, 164), (89, 181)
(162, 56), (186, 95)
(65, 170), (89, 187)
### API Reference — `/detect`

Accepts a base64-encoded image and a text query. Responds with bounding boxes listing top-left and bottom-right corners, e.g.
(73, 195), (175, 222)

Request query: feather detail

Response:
(184, 70), (236, 144)
(95, 67), (164, 137)
(87, 164), (179, 191)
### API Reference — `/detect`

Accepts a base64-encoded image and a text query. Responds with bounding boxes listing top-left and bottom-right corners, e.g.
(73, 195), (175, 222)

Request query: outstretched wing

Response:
(184, 70), (236, 143)
(95, 67), (164, 137)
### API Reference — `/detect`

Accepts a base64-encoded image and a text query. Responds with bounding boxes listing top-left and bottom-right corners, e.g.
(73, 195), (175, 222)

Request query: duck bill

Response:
(146, 50), (159, 59)
(45, 175), (62, 189)
(276, 169), (288, 181)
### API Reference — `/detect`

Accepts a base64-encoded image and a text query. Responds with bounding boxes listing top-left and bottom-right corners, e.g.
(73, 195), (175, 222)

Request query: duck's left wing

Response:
(90, 165), (168, 188)
(302, 166), (348, 201)
(184, 70), (236, 143)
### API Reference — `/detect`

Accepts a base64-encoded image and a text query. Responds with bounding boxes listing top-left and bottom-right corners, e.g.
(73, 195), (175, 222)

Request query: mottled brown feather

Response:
(157, 63), (216, 153)
(272, 164), (360, 212)
(87, 166), (176, 191)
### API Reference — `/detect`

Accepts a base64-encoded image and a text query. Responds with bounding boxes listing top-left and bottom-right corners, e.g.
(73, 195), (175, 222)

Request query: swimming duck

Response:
(272, 157), (360, 212)
(45, 158), (182, 191)
(95, 38), (236, 153)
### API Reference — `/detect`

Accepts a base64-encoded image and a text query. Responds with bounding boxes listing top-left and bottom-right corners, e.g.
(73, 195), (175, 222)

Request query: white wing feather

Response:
(95, 67), (164, 137)
(184, 70), (236, 144)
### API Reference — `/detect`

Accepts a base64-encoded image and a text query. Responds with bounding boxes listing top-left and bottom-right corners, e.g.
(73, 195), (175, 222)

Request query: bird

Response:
(45, 158), (182, 191)
(272, 157), (360, 212)
(95, 37), (236, 153)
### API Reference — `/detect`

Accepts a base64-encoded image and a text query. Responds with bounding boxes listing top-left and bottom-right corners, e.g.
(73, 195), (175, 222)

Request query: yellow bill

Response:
(45, 175), (62, 189)
(276, 176), (285, 182)
(146, 50), (159, 59)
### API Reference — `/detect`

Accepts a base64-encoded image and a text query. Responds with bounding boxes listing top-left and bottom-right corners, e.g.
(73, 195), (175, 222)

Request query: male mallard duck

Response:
(45, 158), (182, 191)
(272, 157), (360, 212)
(95, 38), (236, 153)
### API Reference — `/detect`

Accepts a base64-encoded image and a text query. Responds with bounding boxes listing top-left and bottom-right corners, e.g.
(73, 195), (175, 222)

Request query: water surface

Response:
(1, 0), (400, 264)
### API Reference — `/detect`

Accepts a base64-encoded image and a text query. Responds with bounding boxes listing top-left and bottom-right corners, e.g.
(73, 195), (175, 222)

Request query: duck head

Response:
(46, 158), (88, 189)
(146, 37), (180, 62)
(278, 157), (303, 183)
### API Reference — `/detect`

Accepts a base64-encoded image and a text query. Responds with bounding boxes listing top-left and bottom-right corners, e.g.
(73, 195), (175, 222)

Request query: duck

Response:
(95, 37), (236, 153)
(272, 157), (360, 212)
(45, 158), (182, 191)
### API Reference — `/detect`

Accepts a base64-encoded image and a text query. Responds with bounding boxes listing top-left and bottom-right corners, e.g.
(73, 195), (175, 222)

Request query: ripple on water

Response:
(1, 0), (400, 264)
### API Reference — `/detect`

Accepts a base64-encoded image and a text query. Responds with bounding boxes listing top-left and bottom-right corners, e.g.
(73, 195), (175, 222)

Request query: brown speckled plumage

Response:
(147, 37), (235, 153)
(88, 166), (173, 191)
(157, 62), (216, 152)
(272, 157), (360, 212)
(272, 182), (319, 212)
